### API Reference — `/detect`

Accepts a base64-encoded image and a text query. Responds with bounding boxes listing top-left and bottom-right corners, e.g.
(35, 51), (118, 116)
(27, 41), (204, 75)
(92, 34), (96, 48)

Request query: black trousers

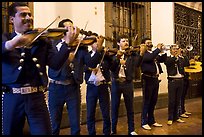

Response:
(2, 92), (52, 135)
(179, 78), (189, 115)
(167, 78), (183, 121)
(141, 75), (159, 126)
(111, 80), (135, 134)
(86, 83), (111, 135)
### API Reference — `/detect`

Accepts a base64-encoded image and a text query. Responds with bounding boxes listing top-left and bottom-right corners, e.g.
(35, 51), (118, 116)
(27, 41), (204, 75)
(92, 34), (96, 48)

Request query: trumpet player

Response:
(164, 44), (187, 125)
(177, 48), (191, 118)
(140, 38), (166, 130)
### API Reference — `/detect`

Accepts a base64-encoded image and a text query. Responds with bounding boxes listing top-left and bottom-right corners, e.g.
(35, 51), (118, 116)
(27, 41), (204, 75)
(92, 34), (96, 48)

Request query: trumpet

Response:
(180, 45), (193, 55)
(162, 44), (171, 51)
(186, 44), (193, 51)
(161, 44), (176, 52)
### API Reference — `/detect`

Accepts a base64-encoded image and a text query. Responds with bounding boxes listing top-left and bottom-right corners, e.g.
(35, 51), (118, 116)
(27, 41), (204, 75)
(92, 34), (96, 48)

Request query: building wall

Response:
(33, 2), (105, 36)
(151, 2), (174, 93)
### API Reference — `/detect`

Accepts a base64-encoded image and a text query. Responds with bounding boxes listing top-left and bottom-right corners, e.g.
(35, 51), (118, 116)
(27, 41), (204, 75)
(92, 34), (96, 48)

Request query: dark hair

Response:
(141, 37), (151, 44)
(58, 18), (73, 27)
(116, 34), (129, 43)
(170, 44), (179, 49)
(8, 2), (28, 17)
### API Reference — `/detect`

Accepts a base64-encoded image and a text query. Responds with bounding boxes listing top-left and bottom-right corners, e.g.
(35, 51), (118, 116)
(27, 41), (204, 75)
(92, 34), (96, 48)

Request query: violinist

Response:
(84, 34), (112, 135)
(110, 34), (146, 135)
(2, 2), (79, 135)
(48, 18), (89, 135)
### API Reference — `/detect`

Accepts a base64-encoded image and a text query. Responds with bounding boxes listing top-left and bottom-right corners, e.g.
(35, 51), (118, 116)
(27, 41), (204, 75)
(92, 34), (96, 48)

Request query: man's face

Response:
(170, 46), (179, 56)
(10, 6), (33, 33)
(118, 38), (129, 50)
(145, 39), (153, 50)
(63, 21), (74, 36)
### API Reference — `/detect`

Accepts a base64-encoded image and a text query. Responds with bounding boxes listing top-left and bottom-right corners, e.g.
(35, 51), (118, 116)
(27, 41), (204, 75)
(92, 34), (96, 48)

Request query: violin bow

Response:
(67, 21), (89, 69)
(24, 16), (60, 48)
(94, 47), (108, 75)
(134, 34), (138, 41)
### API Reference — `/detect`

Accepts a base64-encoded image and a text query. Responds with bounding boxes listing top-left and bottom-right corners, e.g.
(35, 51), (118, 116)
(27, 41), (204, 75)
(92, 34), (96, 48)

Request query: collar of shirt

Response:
(56, 39), (65, 51)
(13, 31), (22, 40)
(15, 31), (22, 36)
(91, 50), (96, 57)
(147, 50), (153, 53)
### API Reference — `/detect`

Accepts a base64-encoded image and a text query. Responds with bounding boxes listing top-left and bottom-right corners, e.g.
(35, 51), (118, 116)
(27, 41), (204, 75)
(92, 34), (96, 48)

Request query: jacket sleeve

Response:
(142, 48), (161, 62)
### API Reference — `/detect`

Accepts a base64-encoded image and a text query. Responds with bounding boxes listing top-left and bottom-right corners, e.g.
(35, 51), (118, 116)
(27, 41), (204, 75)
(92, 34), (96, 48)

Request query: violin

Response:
(23, 27), (98, 48)
(104, 47), (118, 56)
(69, 37), (97, 48)
(22, 16), (121, 51)
(124, 46), (140, 55)
(79, 29), (116, 43)
(24, 28), (67, 39)
(101, 46), (139, 57)
(21, 16), (96, 49)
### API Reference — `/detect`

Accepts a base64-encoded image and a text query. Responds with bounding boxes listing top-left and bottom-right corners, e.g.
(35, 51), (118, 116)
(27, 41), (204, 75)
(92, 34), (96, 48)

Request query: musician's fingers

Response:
(73, 26), (80, 39)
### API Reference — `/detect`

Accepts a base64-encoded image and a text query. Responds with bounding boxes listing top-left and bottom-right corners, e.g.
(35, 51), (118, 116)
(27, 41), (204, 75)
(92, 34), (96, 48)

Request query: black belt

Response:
(113, 77), (128, 83)
(87, 81), (110, 86)
(142, 73), (159, 78)
(2, 85), (46, 94)
(168, 77), (183, 81)
(49, 79), (74, 85)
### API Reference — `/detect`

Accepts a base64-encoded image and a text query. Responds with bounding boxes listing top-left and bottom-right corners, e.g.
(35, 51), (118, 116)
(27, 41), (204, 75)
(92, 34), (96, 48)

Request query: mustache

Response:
(147, 44), (153, 48)
(22, 19), (33, 24)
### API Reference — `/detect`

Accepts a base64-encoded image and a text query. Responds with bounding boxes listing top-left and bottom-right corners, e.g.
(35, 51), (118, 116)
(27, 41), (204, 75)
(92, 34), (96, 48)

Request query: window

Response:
(174, 3), (202, 60)
(105, 2), (151, 82)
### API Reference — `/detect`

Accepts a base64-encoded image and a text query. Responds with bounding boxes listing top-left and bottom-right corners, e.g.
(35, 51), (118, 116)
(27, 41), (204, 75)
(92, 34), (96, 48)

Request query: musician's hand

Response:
(97, 35), (104, 46)
(120, 59), (126, 65)
(64, 26), (80, 45)
(68, 51), (75, 62)
(91, 67), (99, 73)
(177, 48), (182, 56)
(5, 34), (35, 50)
(116, 50), (123, 59)
(97, 35), (104, 52)
(157, 43), (164, 50)
(139, 44), (147, 56)
(103, 47), (109, 53)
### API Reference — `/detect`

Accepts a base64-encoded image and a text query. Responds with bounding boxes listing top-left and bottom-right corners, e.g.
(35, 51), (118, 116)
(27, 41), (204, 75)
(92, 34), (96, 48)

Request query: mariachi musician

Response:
(140, 38), (165, 130)
(110, 34), (146, 135)
(2, 2), (79, 135)
(47, 18), (90, 135)
(164, 44), (186, 125)
(83, 33), (113, 135)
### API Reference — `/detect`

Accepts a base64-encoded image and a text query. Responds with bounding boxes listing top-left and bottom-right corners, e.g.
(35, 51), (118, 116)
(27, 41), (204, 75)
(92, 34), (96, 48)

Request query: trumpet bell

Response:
(186, 44), (193, 51)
